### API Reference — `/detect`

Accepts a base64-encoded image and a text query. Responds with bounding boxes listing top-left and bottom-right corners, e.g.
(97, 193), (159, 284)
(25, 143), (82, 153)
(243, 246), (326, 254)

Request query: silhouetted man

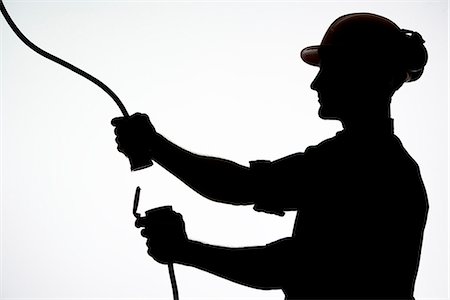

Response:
(112, 13), (428, 299)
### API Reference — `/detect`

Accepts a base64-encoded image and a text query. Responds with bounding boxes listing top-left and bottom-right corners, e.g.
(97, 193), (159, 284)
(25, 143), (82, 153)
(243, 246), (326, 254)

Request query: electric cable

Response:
(0, 0), (129, 117)
(134, 188), (179, 300)
(1, 3), (179, 299)
(168, 263), (179, 300)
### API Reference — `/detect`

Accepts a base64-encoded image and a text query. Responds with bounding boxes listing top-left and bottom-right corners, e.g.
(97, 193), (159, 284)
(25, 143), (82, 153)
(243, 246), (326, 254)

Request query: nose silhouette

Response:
(310, 70), (321, 92)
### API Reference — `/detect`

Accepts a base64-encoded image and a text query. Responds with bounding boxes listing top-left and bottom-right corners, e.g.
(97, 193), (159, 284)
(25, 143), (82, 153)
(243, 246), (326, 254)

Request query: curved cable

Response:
(0, 1), (129, 116)
(3, 5), (181, 298)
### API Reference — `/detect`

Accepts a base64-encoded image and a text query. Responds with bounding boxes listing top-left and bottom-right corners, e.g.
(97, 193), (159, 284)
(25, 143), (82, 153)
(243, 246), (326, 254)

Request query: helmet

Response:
(301, 13), (428, 82)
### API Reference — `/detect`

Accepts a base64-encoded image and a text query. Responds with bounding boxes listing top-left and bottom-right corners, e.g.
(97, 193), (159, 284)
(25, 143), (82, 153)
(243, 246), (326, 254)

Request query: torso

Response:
(281, 131), (428, 299)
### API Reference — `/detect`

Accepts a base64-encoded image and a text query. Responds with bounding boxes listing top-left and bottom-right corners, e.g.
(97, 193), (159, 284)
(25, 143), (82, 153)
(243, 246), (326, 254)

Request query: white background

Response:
(1, 1), (448, 299)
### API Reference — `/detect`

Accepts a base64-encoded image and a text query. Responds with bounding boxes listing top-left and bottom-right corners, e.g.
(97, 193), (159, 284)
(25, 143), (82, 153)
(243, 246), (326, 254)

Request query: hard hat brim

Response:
(301, 46), (321, 66)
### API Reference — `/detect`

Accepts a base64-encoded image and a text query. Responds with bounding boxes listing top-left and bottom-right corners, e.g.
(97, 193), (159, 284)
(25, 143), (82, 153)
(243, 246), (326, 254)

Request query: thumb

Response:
(111, 116), (127, 126)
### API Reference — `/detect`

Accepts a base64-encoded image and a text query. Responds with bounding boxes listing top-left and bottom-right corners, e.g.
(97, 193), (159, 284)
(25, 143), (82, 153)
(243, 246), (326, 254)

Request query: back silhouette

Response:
(113, 13), (428, 299)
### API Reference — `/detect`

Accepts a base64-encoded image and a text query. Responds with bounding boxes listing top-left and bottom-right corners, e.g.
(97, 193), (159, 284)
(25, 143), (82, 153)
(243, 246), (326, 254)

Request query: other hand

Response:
(136, 207), (188, 264)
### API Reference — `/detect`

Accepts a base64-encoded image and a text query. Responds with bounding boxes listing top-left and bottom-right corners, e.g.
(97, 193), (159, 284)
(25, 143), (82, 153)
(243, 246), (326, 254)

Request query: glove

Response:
(111, 113), (156, 170)
(136, 206), (188, 264)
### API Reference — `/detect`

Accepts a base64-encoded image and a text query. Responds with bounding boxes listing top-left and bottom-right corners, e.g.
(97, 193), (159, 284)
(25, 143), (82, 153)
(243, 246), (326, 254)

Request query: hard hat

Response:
(301, 13), (428, 82)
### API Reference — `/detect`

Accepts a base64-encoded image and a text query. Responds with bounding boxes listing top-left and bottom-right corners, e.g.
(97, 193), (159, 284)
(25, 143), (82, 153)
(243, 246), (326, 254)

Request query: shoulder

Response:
(302, 134), (344, 158)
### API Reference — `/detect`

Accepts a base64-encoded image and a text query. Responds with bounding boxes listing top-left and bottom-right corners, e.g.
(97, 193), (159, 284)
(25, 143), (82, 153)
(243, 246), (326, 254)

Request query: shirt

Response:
(249, 120), (428, 299)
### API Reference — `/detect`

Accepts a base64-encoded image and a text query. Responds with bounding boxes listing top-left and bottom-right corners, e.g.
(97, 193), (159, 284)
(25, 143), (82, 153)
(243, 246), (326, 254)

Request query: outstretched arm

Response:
(112, 113), (255, 206)
(151, 133), (254, 205)
(113, 113), (307, 213)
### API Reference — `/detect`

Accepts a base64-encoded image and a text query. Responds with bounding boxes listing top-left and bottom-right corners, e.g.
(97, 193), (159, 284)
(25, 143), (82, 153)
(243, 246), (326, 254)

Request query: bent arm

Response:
(175, 238), (293, 290)
(152, 133), (254, 205)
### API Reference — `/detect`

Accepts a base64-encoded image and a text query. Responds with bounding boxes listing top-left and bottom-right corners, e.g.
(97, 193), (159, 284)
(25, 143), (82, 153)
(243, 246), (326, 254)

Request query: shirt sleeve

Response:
(249, 152), (311, 215)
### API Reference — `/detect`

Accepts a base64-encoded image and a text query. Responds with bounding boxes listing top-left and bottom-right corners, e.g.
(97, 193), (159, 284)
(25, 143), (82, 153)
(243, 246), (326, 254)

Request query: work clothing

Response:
(250, 119), (428, 299)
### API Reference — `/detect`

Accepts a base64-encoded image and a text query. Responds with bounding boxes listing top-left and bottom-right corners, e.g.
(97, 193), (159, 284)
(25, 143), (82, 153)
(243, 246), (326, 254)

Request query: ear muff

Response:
(400, 30), (428, 82)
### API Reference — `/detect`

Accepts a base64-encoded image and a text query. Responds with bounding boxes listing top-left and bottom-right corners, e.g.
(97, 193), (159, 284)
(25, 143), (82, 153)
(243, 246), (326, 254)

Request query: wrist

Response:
(174, 239), (198, 265)
(151, 133), (167, 161)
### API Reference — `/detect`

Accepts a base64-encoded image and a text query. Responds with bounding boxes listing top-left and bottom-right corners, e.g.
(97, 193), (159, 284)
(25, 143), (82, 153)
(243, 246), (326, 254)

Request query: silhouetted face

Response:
(310, 59), (347, 120)
(310, 50), (397, 122)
